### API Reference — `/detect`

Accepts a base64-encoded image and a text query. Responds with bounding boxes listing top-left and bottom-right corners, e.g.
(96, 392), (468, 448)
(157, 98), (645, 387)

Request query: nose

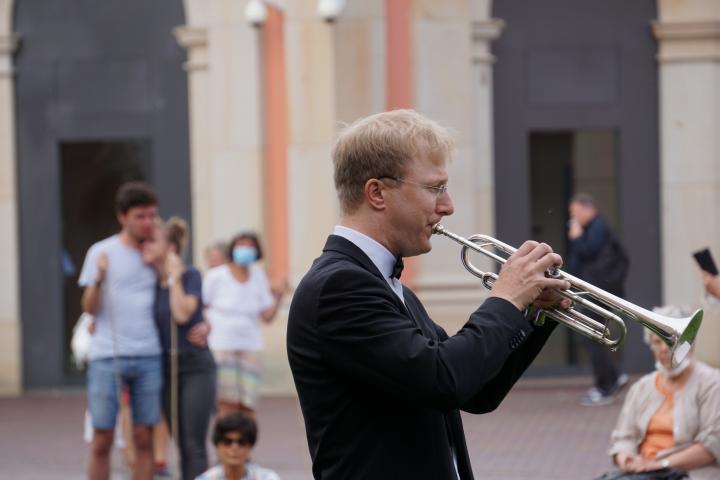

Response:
(436, 190), (454, 216)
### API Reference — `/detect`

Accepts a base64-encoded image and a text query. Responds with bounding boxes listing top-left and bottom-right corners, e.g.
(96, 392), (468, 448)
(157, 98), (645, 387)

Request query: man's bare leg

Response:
(88, 429), (114, 480)
(132, 424), (154, 480)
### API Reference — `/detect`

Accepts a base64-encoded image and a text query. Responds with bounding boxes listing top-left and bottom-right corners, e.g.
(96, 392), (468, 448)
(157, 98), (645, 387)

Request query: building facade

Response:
(1, 0), (719, 395)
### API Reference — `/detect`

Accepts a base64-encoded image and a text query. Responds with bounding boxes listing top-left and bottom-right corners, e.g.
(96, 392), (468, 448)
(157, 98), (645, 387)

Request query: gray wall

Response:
(492, 0), (659, 373)
(14, 0), (191, 388)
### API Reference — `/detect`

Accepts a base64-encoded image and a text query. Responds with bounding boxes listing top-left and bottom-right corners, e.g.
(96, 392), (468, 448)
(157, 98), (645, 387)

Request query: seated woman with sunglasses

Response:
(195, 413), (280, 480)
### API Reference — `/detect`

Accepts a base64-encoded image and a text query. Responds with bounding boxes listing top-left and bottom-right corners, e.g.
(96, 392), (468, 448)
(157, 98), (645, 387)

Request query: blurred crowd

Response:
(75, 181), (286, 480)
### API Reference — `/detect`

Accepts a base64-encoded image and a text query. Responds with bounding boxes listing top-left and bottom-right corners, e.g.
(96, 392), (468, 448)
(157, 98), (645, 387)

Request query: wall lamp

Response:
(245, 0), (268, 27)
(317, 0), (345, 22)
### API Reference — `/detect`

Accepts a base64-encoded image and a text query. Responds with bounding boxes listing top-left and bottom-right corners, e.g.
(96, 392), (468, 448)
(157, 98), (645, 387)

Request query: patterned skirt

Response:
(212, 351), (261, 408)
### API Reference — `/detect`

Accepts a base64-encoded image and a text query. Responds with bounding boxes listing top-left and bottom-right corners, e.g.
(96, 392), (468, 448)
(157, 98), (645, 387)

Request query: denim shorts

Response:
(87, 355), (162, 430)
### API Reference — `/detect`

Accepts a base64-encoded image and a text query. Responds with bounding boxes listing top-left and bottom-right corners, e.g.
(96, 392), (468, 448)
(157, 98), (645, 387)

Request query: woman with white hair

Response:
(606, 306), (720, 479)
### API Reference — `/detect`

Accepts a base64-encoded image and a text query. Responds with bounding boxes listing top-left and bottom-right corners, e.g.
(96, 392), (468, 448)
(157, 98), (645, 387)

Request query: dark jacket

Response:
(566, 215), (627, 296)
(287, 235), (557, 479)
(566, 215), (610, 278)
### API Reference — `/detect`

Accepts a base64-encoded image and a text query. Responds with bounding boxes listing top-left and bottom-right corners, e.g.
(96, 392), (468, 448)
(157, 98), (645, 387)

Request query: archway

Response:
(14, 0), (191, 387)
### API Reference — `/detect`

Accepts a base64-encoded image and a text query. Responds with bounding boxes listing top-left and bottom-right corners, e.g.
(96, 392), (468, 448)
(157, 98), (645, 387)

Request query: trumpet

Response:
(432, 224), (703, 367)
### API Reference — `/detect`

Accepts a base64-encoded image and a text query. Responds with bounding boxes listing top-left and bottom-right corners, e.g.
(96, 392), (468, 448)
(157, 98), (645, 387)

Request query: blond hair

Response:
(164, 216), (189, 255)
(332, 109), (454, 213)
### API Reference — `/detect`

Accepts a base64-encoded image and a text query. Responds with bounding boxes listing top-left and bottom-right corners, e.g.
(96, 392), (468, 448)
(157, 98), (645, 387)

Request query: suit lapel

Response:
(322, 235), (409, 313)
(323, 235), (384, 278)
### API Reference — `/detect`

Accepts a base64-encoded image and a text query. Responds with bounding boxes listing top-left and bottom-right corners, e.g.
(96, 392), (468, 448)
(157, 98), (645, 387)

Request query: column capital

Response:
(652, 21), (720, 63)
(471, 19), (505, 64)
(173, 25), (209, 71)
(0, 33), (19, 77)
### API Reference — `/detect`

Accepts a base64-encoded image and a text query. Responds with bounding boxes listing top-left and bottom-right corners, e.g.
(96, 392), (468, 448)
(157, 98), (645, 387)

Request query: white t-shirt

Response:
(78, 235), (160, 360)
(196, 463), (280, 480)
(203, 264), (274, 352)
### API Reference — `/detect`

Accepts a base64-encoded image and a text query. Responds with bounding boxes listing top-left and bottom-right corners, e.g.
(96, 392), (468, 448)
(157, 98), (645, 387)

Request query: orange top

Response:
(639, 373), (676, 459)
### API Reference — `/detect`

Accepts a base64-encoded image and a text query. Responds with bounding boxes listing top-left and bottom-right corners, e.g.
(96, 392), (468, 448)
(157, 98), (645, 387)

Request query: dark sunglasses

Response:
(220, 436), (251, 447)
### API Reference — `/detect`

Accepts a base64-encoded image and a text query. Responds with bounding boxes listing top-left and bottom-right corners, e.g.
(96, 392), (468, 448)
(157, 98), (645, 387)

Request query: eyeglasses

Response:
(220, 436), (251, 447)
(378, 176), (448, 198)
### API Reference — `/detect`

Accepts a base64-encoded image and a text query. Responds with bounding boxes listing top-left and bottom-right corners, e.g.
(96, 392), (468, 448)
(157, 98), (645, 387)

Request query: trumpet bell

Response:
(672, 309), (703, 366)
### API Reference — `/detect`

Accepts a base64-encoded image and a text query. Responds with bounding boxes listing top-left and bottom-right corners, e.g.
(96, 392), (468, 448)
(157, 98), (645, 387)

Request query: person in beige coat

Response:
(608, 307), (720, 479)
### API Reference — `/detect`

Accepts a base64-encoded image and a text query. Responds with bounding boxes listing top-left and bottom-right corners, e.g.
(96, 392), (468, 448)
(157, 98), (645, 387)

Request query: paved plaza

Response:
(0, 377), (627, 479)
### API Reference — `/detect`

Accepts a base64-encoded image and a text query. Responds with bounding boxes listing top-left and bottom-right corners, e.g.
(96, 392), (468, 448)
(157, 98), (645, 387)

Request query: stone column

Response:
(469, 16), (504, 289)
(285, 1), (340, 288)
(179, 0), (264, 268)
(174, 24), (212, 267)
(411, 1), (501, 331)
(285, 0), (384, 287)
(266, 0), (384, 395)
(0, 0), (21, 395)
(653, 0), (720, 365)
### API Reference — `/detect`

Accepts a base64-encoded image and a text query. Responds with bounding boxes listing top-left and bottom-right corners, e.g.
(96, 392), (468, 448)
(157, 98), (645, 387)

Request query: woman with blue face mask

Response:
(202, 232), (287, 418)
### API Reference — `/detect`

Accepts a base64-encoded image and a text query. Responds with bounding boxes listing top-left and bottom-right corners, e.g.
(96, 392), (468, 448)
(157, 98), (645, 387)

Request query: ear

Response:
(364, 178), (387, 211)
(116, 211), (126, 227)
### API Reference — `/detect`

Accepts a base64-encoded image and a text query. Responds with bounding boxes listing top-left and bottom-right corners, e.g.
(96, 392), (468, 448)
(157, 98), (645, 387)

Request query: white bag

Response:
(71, 313), (94, 369)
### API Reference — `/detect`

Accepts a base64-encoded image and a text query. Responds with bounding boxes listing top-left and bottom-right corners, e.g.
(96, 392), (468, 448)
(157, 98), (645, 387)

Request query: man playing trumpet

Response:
(287, 109), (571, 479)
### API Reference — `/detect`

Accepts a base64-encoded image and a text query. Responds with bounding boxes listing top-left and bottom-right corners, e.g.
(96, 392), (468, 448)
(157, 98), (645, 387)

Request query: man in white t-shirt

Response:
(79, 181), (161, 480)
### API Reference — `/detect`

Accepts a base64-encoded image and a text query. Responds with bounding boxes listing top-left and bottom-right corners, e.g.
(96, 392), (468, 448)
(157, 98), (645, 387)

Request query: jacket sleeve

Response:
(609, 381), (644, 457)
(694, 368), (720, 460)
(459, 319), (557, 414)
(316, 268), (534, 412)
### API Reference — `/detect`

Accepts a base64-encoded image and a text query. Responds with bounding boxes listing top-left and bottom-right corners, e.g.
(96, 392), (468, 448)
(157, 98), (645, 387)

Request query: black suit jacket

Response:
(287, 235), (556, 479)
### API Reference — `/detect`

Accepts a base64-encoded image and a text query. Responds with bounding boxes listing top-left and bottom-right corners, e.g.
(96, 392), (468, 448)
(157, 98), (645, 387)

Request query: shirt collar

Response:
(333, 225), (397, 279)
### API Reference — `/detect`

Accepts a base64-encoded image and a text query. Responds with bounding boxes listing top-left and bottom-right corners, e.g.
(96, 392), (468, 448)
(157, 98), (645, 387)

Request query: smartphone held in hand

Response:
(693, 248), (718, 276)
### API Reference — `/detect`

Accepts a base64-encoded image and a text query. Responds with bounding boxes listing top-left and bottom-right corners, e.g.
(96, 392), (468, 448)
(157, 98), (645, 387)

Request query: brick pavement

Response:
(0, 378), (626, 479)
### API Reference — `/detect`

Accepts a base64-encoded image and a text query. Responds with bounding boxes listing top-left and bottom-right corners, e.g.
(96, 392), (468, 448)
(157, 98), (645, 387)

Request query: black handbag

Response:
(593, 468), (688, 480)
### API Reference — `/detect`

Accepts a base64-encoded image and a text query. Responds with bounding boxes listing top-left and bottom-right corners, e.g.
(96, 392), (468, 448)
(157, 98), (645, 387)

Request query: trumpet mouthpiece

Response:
(432, 223), (445, 235)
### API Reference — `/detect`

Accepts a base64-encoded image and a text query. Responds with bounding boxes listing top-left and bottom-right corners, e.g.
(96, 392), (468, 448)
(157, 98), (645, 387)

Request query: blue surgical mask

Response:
(232, 246), (257, 266)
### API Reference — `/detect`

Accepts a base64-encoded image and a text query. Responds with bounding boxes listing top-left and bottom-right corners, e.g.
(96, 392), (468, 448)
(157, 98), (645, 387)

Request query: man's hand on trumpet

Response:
(533, 287), (572, 311)
(490, 240), (571, 312)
